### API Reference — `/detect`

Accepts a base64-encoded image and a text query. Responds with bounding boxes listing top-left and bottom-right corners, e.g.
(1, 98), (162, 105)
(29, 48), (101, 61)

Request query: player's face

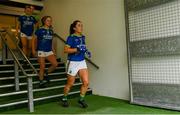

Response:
(45, 17), (52, 27)
(30, 6), (34, 13)
(74, 22), (83, 34)
(25, 8), (32, 15)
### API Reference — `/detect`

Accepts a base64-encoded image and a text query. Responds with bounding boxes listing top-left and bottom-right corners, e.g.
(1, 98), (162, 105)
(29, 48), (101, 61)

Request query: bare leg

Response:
(21, 37), (28, 56)
(46, 54), (58, 74)
(63, 75), (76, 96)
(27, 39), (33, 58)
(77, 69), (89, 108)
(79, 69), (89, 97)
(38, 57), (45, 81)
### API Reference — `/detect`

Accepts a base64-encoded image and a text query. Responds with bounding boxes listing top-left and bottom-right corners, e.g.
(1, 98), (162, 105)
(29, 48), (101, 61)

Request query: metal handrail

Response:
(0, 30), (36, 112)
(0, 33), (27, 76)
(53, 33), (100, 69)
(5, 29), (38, 75)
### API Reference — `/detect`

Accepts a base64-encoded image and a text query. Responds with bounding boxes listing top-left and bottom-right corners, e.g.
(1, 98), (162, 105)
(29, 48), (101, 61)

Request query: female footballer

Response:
(32, 16), (58, 88)
(61, 20), (91, 108)
(16, 5), (37, 58)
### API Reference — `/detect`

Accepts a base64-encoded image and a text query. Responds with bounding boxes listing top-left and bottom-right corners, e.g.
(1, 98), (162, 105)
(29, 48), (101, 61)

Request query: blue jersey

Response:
(35, 27), (53, 52)
(66, 34), (86, 61)
(18, 15), (37, 36)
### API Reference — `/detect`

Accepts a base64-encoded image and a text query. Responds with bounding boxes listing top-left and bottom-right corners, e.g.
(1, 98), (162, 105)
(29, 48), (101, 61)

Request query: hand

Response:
(15, 32), (18, 37)
(85, 51), (91, 58)
(53, 50), (56, 56)
(54, 53), (57, 57)
(77, 45), (87, 53)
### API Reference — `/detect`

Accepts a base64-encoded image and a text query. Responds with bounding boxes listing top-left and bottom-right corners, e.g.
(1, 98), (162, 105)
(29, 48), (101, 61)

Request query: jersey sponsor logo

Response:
(23, 21), (33, 26)
(42, 30), (46, 34)
(42, 30), (53, 40)
(75, 38), (79, 42)
(43, 35), (52, 40)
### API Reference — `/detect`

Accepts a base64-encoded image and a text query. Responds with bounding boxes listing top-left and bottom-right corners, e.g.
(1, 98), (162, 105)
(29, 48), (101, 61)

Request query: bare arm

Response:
(64, 46), (78, 54)
(32, 36), (37, 56)
(52, 38), (57, 54)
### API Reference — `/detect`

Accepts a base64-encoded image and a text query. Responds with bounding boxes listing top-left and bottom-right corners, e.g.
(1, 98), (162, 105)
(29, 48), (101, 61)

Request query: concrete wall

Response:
(42, 0), (129, 100)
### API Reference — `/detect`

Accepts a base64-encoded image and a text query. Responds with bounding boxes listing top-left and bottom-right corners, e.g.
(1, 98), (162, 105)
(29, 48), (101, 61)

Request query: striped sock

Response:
(62, 95), (68, 101)
(79, 94), (85, 101)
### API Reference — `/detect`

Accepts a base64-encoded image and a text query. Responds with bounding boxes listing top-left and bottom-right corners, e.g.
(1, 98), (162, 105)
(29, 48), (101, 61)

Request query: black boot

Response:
(39, 80), (46, 88)
(61, 97), (69, 107)
(78, 99), (88, 108)
(44, 70), (50, 83)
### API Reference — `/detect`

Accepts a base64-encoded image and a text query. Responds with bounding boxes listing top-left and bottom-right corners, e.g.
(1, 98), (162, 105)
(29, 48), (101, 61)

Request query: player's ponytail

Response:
(69, 20), (81, 35)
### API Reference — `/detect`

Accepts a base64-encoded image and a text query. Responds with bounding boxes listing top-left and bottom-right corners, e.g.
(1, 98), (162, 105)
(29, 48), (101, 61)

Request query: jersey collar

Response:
(41, 26), (50, 30)
(23, 13), (32, 17)
(72, 33), (83, 37)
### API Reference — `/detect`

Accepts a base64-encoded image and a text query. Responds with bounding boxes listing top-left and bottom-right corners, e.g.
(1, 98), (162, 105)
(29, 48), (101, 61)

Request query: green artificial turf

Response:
(1, 95), (180, 114)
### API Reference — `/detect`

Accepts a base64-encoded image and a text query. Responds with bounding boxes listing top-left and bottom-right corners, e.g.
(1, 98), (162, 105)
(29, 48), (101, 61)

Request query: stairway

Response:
(0, 58), (92, 112)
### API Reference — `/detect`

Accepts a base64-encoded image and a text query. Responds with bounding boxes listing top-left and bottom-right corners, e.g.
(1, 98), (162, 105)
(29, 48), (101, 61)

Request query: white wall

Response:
(42, 0), (129, 100)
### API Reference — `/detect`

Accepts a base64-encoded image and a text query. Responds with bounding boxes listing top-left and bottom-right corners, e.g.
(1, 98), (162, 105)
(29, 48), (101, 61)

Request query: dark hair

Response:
(30, 5), (35, 9)
(70, 20), (81, 35)
(41, 16), (52, 26)
(25, 5), (31, 9)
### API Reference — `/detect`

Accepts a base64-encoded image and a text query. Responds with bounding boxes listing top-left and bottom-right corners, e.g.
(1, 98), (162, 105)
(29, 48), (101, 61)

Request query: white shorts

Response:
(38, 51), (54, 57)
(67, 60), (87, 76)
(20, 32), (32, 40)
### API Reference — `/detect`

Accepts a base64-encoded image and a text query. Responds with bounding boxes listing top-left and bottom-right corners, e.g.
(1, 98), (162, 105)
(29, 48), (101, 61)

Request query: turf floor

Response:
(1, 95), (180, 114)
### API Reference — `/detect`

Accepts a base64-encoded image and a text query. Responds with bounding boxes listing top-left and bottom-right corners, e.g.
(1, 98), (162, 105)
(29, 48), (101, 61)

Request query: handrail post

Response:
(1, 31), (35, 112)
(0, 29), (7, 64)
(27, 76), (34, 112)
(14, 60), (20, 91)
(2, 38), (6, 64)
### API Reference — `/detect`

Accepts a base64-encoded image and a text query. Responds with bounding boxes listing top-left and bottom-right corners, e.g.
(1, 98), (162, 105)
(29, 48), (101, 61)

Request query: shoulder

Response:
(19, 15), (25, 17)
(30, 15), (36, 20)
(68, 34), (75, 39)
(37, 28), (44, 32)
(69, 34), (85, 38)
(35, 28), (44, 35)
(82, 35), (85, 39)
(19, 15), (26, 20)
(66, 35), (75, 42)
(49, 29), (54, 34)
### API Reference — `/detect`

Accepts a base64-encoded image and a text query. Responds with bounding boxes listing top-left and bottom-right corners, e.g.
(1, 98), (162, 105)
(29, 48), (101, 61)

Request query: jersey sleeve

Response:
(18, 16), (22, 22)
(35, 29), (40, 38)
(33, 16), (37, 24)
(66, 36), (73, 47)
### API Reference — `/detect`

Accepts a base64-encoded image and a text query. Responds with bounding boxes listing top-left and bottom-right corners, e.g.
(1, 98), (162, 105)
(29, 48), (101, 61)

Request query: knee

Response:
(82, 81), (89, 87)
(65, 83), (73, 89)
(40, 64), (45, 69)
(52, 62), (58, 68)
